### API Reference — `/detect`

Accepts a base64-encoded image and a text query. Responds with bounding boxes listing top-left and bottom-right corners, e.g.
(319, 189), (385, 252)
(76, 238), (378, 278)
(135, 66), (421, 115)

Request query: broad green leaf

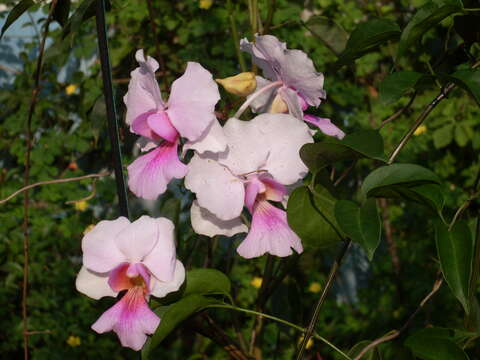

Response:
(397, 0), (464, 59)
(379, 71), (424, 104)
(435, 221), (473, 314)
(441, 69), (480, 106)
(348, 340), (382, 360)
(361, 164), (440, 196)
(183, 269), (231, 298)
(300, 130), (386, 172)
(335, 199), (381, 260)
(62, 0), (110, 39)
(287, 185), (342, 249)
(360, 164), (444, 212)
(405, 328), (470, 360)
(0, 0), (35, 39)
(142, 295), (223, 358)
(454, 124), (470, 147)
(433, 124), (454, 149)
(53, 0), (71, 27)
(337, 18), (401, 66)
(302, 16), (348, 56)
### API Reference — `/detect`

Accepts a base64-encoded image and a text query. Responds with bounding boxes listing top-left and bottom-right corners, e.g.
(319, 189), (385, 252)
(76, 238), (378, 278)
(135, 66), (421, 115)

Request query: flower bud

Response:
(216, 72), (257, 96)
(269, 94), (288, 114)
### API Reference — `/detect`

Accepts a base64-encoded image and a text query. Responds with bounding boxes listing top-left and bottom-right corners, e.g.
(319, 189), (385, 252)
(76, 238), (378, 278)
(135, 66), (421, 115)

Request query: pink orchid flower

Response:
(185, 114), (313, 258)
(239, 35), (344, 139)
(76, 216), (185, 351)
(124, 50), (227, 200)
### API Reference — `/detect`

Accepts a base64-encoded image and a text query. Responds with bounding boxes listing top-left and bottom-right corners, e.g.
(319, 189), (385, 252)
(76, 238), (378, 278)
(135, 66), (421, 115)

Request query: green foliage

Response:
(335, 199), (382, 260)
(436, 221), (474, 313)
(0, 0), (34, 38)
(379, 71), (425, 104)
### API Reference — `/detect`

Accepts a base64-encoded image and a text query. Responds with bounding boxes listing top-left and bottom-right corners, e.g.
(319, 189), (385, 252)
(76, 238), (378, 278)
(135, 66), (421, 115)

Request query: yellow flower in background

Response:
(216, 72), (257, 96)
(308, 282), (322, 293)
(65, 84), (78, 95)
(414, 125), (427, 136)
(298, 336), (314, 350)
(74, 200), (88, 212)
(251, 276), (263, 289)
(66, 335), (81, 347)
(199, 0), (213, 10)
(83, 224), (95, 235)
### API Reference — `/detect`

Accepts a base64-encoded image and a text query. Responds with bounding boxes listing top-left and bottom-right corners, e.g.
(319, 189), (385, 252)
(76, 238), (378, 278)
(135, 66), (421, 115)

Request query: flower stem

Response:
(234, 81), (282, 118)
(207, 304), (352, 360)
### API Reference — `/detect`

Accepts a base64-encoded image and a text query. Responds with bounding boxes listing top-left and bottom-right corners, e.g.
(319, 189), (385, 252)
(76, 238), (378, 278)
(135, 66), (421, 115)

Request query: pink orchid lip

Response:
(108, 263), (151, 295)
(131, 111), (179, 143)
(243, 174), (287, 213)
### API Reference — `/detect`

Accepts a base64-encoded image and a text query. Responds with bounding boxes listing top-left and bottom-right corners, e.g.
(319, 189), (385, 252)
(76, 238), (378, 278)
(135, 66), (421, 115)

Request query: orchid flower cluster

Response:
(75, 35), (344, 350)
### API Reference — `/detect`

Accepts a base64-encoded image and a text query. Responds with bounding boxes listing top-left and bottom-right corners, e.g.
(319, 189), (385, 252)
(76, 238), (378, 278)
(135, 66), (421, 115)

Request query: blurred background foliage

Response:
(0, 0), (479, 359)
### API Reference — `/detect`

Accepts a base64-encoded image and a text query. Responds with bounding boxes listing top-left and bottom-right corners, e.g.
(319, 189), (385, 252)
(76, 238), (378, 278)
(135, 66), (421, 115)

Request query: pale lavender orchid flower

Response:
(124, 50), (226, 200)
(185, 114), (313, 258)
(239, 35), (344, 139)
(76, 216), (185, 351)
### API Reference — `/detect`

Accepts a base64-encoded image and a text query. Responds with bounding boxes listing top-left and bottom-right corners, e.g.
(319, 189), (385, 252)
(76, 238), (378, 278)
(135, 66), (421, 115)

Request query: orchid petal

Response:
(237, 200), (303, 258)
(219, 117), (270, 176)
(185, 153), (244, 221)
(190, 200), (248, 237)
(279, 49), (326, 107)
(240, 35), (286, 81)
(82, 217), (130, 273)
(142, 217), (177, 283)
(303, 115), (345, 139)
(247, 76), (277, 114)
(76, 266), (117, 300)
(150, 260), (186, 298)
(244, 177), (266, 213)
(146, 112), (178, 143)
(127, 140), (187, 200)
(261, 177), (287, 202)
(131, 111), (158, 139)
(183, 118), (227, 155)
(167, 62), (220, 141)
(278, 87), (303, 120)
(114, 215), (159, 264)
(92, 287), (160, 351)
(124, 50), (164, 126)
(108, 263), (132, 292)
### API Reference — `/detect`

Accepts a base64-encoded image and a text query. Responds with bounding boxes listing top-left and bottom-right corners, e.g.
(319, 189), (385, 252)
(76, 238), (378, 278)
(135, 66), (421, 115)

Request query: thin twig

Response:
(354, 277), (443, 360)
(64, 177), (99, 204)
(379, 92), (417, 129)
(1, 172), (109, 205)
(227, 0), (247, 72)
(296, 240), (352, 359)
(262, 0), (276, 34)
(22, 2), (58, 359)
(449, 190), (480, 231)
(333, 160), (357, 187)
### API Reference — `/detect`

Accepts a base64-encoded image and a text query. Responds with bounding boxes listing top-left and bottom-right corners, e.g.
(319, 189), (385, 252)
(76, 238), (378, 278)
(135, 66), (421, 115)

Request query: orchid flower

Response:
(185, 113), (313, 258)
(76, 216), (185, 351)
(124, 50), (227, 200)
(238, 35), (344, 139)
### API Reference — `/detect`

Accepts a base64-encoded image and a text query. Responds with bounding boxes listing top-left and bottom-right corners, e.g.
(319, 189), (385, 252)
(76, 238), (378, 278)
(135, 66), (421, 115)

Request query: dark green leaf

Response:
(397, 0), (464, 59)
(440, 69), (480, 106)
(348, 340), (382, 360)
(184, 269), (231, 298)
(300, 130), (386, 172)
(337, 18), (400, 66)
(405, 327), (470, 360)
(53, 0), (71, 27)
(62, 0), (96, 39)
(302, 16), (348, 56)
(435, 221), (473, 314)
(379, 71), (424, 104)
(361, 164), (441, 197)
(335, 199), (381, 260)
(0, 0), (35, 39)
(142, 295), (223, 358)
(287, 185), (343, 249)
(361, 164), (444, 212)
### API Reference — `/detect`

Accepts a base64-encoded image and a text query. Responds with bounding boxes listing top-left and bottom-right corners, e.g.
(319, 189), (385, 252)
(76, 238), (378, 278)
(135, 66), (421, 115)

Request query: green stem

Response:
(207, 304), (352, 360)
(227, 0), (247, 72)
